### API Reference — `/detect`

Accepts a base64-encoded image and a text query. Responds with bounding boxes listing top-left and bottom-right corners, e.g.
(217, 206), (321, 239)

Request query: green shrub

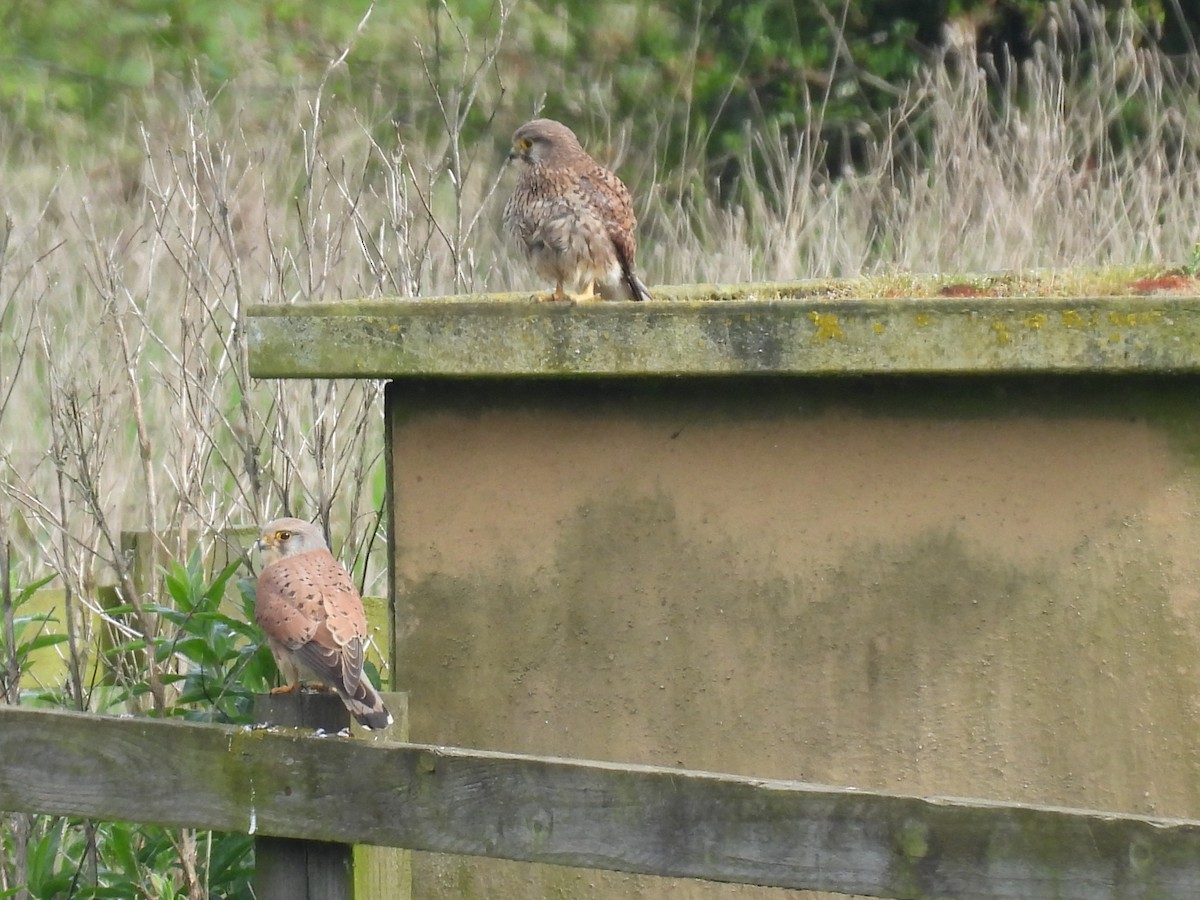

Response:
(4, 554), (266, 897)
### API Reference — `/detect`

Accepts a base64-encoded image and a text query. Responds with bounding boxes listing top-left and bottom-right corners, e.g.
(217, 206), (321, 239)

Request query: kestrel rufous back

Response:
(504, 118), (653, 303)
(254, 517), (392, 729)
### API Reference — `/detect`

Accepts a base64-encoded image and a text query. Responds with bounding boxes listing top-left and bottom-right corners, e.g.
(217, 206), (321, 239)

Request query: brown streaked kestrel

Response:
(254, 517), (392, 730)
(504, 118), (653, 303)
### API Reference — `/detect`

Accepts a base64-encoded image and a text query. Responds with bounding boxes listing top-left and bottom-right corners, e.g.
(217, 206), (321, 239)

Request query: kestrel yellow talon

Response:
(569, 281), (600, 303)
(255, 517), (393, 730)
(505, 118), (653, 303)
(540, 281), (568, 302)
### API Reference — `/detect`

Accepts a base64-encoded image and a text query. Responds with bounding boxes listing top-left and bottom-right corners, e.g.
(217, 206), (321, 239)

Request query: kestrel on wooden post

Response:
(254, 517), (392, 729)
(504, 118), (653, 303)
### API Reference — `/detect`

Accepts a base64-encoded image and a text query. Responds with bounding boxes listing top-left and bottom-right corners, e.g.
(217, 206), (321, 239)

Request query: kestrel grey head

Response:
(257, 516), (327, 563)
(503, 117), (652, 303)
(255, 517), (392, 730)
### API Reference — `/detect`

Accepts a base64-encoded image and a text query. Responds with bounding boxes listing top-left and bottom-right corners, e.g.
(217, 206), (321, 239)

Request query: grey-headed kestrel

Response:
(255, 517), (392, 729)
(504, 118), (653, 302)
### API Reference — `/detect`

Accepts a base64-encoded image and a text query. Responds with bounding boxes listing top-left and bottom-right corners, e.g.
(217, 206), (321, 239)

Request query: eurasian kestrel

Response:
(504, 118), (653, 302)
(254, 517), (392, 729)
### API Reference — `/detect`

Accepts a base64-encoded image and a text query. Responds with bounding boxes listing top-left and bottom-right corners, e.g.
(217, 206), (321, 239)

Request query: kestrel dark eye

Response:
(277, 530), (292, 541)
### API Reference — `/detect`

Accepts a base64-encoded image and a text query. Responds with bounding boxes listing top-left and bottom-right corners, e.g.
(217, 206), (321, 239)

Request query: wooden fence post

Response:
(253, 691), (354, 900)
(252, 690), (410, 900)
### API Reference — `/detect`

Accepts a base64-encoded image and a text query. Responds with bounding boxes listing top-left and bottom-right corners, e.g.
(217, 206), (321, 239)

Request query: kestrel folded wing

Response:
(256, 547), (368, 697)
(578, 167), (639, 267)
(296, 631), (366, 702)
(577, 166), (650, 300)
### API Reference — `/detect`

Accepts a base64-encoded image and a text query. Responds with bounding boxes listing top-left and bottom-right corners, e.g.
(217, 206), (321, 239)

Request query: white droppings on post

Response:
(248, 781), (257, 835)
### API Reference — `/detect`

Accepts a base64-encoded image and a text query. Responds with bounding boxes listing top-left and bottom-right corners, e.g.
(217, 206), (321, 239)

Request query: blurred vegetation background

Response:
(3, 0), (1195, 181)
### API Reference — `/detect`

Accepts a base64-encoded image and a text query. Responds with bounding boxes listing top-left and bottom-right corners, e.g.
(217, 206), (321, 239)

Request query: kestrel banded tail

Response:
(504, 118), (653, 303)
(254, 517), (392, 730)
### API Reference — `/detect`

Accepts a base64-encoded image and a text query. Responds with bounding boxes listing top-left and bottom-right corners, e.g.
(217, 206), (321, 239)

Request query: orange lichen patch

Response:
(938, 284), (990, 298)
(1127, 274), (1200, 294)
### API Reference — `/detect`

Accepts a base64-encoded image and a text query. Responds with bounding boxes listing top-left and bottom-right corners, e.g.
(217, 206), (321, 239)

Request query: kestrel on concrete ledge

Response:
(255, 517), (392, 730)
(504, 117), (653, 303)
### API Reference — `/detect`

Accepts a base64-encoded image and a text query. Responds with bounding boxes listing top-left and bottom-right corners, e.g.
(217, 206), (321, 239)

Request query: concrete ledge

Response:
(246, 289), (1200, 378)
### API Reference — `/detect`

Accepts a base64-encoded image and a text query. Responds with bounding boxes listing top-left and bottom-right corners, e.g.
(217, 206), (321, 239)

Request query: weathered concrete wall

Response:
(388, 375), (1200, 899)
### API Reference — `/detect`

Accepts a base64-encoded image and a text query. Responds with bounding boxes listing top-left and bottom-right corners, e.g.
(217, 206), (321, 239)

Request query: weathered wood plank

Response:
(1, 705), (1199, 898)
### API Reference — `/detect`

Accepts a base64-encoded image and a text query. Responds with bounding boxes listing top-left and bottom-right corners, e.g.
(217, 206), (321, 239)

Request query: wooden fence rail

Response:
(3, 705), (1200, 898)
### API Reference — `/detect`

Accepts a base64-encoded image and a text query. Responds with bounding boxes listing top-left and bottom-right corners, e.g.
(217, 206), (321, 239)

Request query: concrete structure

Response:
(249, 290), (1200, 899)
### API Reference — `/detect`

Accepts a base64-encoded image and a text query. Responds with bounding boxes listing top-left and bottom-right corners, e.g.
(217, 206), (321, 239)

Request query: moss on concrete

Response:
(247, 290), (1200, 379)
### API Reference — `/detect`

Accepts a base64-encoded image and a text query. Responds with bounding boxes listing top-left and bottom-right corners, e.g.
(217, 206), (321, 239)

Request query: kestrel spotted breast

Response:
(255, 517), (392, 729)
(504, 118), (653, 302)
